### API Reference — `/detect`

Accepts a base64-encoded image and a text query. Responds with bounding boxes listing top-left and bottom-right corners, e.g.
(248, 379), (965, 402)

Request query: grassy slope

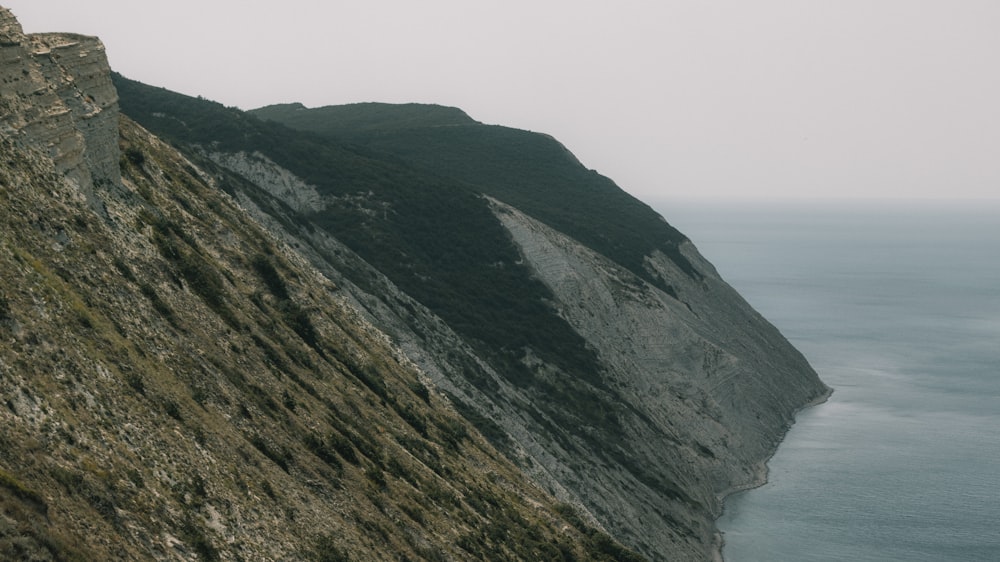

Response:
(253, 101), (477, 133)
(113, 74), (606, 388)
(113, 77), (641, 488)
(251, 102), (701, 284)
(0, 119), (645, 561)
(110, 76), (723, 561)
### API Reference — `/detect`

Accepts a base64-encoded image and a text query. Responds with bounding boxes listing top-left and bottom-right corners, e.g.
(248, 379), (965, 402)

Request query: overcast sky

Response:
(6, 1), (999, 201)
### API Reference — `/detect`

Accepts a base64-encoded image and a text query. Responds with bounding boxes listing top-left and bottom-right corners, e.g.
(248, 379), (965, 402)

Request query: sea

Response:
(652, 198), (1000, 562)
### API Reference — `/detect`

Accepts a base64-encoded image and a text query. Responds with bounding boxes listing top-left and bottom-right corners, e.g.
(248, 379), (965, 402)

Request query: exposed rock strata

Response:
(0, 7), (119, 209)
(208, 151), (324, 213)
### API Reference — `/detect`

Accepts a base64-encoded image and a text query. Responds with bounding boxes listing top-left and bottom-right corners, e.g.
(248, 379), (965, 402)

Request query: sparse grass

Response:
(395, 404), (427, 437)
(178, 516), (219, 562)
(124, 146), (145, 166)
(124, 370), (145, 395)
(327, 432), (359, 466)
(312, 534), (351, 562)
(409, 381), (430, 404)
(112, 257), (137, 282)
(251, 254), (290, 300)
(0, 469), (46, 513)
(139, 282), (179, 327)
(364, 462), (386, 490)
(163, 399), (182, 421)
(148, 214), (239, 328)
(249, 435), (292, 472)
(259, 479), (277, 500)
(0, 489), (92, 562)
(50, 465), (84, 490)
(398, 499), (426, 526)
(302, 433), (344, 471)
(0, 86), (666, 562)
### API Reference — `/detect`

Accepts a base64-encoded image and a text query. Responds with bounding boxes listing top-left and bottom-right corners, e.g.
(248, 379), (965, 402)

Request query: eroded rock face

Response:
(206, 149), (830, 561)
(208, 150), (325, 213)
(492, 199), (830, 557)
(0, 7), (119, 208)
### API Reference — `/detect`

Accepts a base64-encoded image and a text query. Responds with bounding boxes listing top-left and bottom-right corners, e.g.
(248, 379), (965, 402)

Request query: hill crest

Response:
(252, 101), (477, 135)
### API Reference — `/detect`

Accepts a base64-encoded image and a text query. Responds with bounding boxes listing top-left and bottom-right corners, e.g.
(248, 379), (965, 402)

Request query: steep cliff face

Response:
(27, 31), (121, 190)
(229, 101), (833, 560)
(0, 8), (645, 562)
(117, 84), (827, 560)
(199, 148), (829, 559)
(1, 7), (830, 561)
(491, 200), (828, 525)
(0, 6), (119, 210)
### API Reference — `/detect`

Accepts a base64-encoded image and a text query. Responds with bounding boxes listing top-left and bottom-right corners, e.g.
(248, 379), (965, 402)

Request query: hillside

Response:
(252, 102), (477, 134)
(115, 76), (830, 561)
(0, 7), (644, 561)
(251, 101), (700, 285)
(2, 5), (829, 561)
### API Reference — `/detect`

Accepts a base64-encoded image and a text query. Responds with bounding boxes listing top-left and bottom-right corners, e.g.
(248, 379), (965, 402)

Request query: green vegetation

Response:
(302, 433), (344, 471)
(139, 282), (179, 328)
(250, 252), (322, 351)
(251, 253), (290, 300)
(112, 77), (686, 525)
(179, 515), (219, 562)
(114, 77), (620, 453)
(249, 434), (293, 472)
(252, 101), (701, 284)
(553, 503), (648, 562)
(311, 534), (351, 562)
(0, 468), (46, 512)
(147, 212), (237, 327)
(253, 101), (475, 134)
(0, 474), (92, 562)
(0, 88), (660, 562)
(115, 74), (614, 387)
(124, 146), (145, 165)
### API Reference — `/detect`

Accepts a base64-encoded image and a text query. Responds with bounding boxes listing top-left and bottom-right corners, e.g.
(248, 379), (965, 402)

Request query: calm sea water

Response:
(653, 199), (1000, 562)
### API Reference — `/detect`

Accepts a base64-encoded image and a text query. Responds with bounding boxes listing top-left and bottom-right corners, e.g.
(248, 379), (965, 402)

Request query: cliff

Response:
(187, 142), (829, 559)
(0, 7), (119, 210)
(0, 7), (644, 561)
(0, 6), (830, 561)
(235, 101), (832, 559)
(115, 76), (831, 559)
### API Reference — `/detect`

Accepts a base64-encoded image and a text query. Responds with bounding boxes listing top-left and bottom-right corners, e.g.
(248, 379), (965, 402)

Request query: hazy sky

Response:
(6, 1), (999, 200)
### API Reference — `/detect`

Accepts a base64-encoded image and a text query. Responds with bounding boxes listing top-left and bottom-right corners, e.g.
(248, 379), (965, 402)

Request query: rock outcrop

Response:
(0, 6), (119, 210)
(208, 151), (325, 213)
(492, 199), (829, 553)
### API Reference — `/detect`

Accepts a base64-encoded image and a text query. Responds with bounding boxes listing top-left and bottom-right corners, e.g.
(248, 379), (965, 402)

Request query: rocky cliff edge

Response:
(1, 7), (120, 210)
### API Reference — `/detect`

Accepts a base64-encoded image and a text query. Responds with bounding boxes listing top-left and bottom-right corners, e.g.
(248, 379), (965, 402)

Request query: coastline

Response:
(710, 385), (834, 562)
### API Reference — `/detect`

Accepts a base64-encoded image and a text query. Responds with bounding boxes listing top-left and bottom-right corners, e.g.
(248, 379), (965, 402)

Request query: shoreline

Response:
(709, 385), (834, 562)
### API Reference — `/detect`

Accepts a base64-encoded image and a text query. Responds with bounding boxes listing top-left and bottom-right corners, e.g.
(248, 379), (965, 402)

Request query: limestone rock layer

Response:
(0, 6), (119, 208)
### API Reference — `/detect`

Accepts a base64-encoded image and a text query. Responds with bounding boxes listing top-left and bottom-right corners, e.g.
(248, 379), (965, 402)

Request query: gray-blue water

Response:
(653, 199), (1000, 562)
